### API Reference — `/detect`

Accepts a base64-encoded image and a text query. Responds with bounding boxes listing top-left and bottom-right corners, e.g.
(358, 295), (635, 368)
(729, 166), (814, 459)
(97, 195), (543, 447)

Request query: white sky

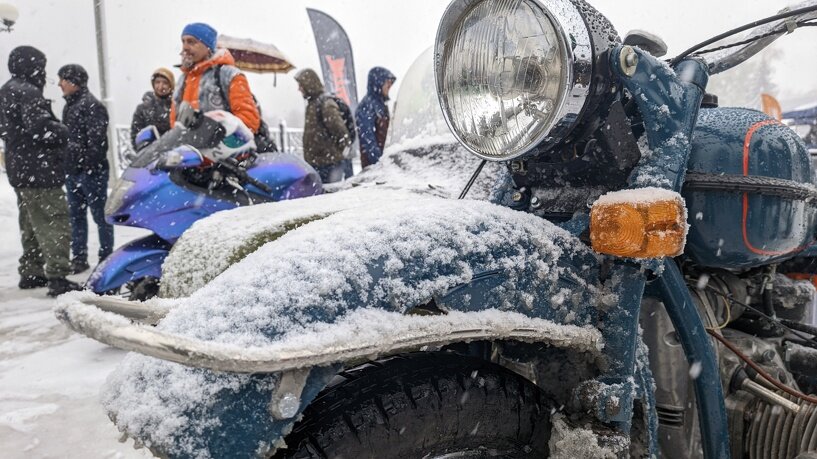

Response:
(1, 0), (816, 127)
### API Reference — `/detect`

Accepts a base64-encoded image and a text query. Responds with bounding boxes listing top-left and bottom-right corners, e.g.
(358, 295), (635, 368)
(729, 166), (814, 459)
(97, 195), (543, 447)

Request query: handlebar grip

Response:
(247, 175), (273, 194)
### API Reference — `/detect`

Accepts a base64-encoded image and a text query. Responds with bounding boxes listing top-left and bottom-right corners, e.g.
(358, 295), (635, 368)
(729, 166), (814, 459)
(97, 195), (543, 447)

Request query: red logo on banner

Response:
(325, 55), (351, 105)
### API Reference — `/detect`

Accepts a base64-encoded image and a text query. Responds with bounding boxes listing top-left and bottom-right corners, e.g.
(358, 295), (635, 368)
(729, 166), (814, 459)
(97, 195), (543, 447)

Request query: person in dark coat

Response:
(130, 67), (174, 146)
(294, 68), (352, 184)
(58, 63), (113, 274)
(0, 46), (81, 296)
(355, 67), (396, 169)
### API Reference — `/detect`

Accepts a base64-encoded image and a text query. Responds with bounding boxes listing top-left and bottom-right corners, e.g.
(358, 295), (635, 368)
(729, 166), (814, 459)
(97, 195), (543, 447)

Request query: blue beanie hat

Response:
(182, 23), (218, 52)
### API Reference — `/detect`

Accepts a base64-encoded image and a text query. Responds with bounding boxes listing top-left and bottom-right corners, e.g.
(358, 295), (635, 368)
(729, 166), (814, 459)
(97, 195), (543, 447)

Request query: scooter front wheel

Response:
(272, 352), (552, 459)
(125, 276), (160, 301)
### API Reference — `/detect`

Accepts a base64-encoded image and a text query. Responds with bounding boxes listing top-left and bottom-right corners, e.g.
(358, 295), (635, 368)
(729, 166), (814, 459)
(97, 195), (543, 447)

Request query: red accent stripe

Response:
(740, 119), (803, 256)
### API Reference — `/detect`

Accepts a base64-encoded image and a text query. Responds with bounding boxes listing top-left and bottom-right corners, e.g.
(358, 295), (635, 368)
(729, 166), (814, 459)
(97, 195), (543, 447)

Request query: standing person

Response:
(58, 63), (113, 274)
(130, 68), (174, 146)
(355, 67), (396, 169)
(294, 68), (352, 184)
(170, 22), (260, 134)
(0, 46), (81, 296)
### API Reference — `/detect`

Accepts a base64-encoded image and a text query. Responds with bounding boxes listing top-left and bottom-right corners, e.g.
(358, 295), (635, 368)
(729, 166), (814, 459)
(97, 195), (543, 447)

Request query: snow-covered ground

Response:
(0, 178), (152, 458)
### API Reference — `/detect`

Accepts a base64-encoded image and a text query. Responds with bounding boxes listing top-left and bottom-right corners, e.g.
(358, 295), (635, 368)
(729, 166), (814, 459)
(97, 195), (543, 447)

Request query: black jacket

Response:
(0, 46), (70, 188)
(130, 91), (171, 146)
(62, 87), (109, 175)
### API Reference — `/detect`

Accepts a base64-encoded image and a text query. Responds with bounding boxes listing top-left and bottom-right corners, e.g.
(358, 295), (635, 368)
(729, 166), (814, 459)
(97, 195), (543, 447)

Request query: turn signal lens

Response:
(590, 190), (687, 258)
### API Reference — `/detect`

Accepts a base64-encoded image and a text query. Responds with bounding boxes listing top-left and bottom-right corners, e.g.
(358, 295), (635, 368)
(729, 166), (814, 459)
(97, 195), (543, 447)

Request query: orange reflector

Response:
(591, 194), (687, 258)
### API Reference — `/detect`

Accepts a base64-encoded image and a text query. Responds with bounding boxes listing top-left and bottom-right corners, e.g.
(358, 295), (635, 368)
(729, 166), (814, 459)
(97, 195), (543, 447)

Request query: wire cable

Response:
(458, 159), (487, 200)
(706, 328), (817, 404)
(670, 4), (817, 65)
(692, 21), (817, 56)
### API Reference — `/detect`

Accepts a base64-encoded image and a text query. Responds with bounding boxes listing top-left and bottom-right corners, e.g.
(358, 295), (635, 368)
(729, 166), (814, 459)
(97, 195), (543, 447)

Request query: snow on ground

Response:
(0, 178), (153, 458)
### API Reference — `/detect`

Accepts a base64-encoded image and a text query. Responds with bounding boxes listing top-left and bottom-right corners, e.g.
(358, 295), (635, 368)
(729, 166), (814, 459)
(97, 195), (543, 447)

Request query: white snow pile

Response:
(548, 413), (629, 459)
(593, 186), (685, 206)
(100, 196), (603, 458)
(161, 187), (417, 298)
(327, 140), (505, 198)
(161, 142), (505, 298)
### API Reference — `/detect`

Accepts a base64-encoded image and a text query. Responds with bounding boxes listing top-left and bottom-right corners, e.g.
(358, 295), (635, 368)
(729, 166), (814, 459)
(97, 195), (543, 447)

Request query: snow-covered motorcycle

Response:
(57, 1), (817, 458)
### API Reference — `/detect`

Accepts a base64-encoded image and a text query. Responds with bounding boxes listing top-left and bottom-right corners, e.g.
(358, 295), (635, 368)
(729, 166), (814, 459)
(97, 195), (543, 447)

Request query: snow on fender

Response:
(83, 195), (608, 459)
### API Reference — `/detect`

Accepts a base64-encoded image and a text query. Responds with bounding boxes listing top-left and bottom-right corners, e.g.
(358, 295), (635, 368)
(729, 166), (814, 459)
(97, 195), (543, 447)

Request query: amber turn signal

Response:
(590, 189), (688, 258)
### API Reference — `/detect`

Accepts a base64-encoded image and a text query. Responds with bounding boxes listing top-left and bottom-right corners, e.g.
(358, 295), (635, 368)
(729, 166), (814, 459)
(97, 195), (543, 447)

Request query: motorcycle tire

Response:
(272, 352), (552, 459)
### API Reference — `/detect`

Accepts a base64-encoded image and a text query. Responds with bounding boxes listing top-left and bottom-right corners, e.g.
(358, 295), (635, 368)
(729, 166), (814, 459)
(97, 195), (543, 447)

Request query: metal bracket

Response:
(269, 368), (311, 420)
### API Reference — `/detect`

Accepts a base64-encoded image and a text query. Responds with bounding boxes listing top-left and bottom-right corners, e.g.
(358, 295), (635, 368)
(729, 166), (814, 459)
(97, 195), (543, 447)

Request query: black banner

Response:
(306, 8), (359, 111)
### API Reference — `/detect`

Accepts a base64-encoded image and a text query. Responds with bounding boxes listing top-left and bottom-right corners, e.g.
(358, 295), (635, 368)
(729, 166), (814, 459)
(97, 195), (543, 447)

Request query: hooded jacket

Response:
(62, 86), (109, 175)
(170, 49), (260, 133)
(0, 46), (70, 188)
(355, 67), (395, 167)
(294, 68), (351, 167)
(130, 91), (172, 145)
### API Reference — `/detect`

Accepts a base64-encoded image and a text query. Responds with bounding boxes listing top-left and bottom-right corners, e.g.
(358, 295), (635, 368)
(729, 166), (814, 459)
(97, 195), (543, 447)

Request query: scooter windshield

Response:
(130, 118), (225, 168)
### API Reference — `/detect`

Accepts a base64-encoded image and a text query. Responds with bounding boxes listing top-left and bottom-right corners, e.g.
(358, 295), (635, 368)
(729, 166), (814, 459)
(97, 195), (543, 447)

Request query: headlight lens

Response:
(105, 179), (134, 217)
(435, 0), (594, 161)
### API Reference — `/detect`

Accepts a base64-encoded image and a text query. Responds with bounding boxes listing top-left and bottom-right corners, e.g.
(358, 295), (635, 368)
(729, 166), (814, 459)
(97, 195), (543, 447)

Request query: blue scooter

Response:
(87, 109), (322, 299)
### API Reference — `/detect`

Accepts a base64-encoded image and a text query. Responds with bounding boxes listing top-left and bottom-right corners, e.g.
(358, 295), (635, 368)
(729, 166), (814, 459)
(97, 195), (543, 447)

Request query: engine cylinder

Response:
(743, 392), (817, 458)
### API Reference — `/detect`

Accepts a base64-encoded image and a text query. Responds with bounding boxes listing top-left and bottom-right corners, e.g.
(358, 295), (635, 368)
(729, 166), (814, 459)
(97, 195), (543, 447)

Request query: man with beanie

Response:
(58, 63), (113, 274)
(294, 68), (353, 183)
(170, 22), (260, 134)
(355, 67), (396, 168)
(0, 46), (81, 296)
(130, 68), (174, 146)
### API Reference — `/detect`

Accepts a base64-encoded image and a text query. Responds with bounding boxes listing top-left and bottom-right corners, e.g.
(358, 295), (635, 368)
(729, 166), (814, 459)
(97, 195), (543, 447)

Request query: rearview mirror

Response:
(157, 145), (203, 170)
(134, 125), (160, 151)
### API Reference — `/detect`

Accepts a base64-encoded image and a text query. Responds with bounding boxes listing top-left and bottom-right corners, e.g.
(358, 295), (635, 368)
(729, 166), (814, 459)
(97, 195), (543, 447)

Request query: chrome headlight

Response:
(435, 0), (596, 161)
(105, 178), (134, 217)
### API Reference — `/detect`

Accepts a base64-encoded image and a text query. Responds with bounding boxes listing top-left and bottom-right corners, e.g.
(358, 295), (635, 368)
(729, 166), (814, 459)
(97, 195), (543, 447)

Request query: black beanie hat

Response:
(8, 46), (47, 88)
(58, 64), (89, 87)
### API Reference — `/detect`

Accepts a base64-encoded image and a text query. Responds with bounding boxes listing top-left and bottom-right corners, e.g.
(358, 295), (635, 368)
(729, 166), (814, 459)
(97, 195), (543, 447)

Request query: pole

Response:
(93, 0), (118, 181)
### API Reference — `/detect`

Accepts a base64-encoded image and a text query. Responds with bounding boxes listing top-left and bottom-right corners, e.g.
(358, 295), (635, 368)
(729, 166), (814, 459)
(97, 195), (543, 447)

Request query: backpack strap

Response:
(212, 64), (231, 112)
(315, 94), (328, 133)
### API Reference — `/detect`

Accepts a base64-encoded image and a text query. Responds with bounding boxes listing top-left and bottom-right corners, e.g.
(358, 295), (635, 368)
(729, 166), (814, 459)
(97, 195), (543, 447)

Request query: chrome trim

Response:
(434, 0), (593, 161)
(55, 297), (603, 374)
(81, 295), (170, 325)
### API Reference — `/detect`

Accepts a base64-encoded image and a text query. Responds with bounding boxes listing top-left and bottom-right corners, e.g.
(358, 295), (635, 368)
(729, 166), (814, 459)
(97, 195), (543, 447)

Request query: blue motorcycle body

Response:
(87, 131), (322, 294)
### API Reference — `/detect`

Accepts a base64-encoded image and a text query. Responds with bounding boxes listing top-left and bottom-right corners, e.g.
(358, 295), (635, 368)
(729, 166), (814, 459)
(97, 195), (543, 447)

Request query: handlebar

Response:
(219, 157), (273, 194)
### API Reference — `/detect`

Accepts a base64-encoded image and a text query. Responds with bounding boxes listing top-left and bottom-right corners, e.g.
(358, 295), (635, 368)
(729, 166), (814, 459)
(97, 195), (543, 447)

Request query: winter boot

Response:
(70, 259), (90, 275)
(19, 275), (49, 289)
(47, 277), (82, 297)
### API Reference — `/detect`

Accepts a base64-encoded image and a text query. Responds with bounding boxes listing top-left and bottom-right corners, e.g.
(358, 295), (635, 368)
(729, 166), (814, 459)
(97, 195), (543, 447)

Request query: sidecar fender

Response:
(56, 197), (607, 459)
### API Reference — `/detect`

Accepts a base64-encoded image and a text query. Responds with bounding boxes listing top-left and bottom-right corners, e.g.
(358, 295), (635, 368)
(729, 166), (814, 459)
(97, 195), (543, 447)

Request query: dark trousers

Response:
(314, 162), (346, 184)
(342, 158), (354, 179)
(15, 187), (72, 278)
(66, 170), (114, 262)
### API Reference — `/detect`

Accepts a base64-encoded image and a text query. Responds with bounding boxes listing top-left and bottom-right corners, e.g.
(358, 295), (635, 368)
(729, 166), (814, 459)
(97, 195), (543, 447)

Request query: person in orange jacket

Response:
(170, 22), (260, 134)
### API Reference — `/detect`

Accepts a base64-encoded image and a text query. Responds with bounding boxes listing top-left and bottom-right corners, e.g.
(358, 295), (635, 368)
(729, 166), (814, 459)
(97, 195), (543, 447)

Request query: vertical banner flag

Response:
(306, 8), (359, 112)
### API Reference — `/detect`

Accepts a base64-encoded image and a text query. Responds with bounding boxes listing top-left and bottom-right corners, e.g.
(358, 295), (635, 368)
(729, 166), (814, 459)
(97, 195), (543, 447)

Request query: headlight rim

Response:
(434, 0), (594, 162)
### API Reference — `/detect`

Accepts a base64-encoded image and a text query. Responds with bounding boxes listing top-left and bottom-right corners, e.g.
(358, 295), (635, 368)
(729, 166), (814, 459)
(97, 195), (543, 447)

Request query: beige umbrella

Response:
(217, 35), (295, 74)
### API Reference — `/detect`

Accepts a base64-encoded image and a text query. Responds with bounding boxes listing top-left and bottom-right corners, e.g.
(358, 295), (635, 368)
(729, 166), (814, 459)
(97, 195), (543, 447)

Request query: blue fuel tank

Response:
(682, 108), (817, 270)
